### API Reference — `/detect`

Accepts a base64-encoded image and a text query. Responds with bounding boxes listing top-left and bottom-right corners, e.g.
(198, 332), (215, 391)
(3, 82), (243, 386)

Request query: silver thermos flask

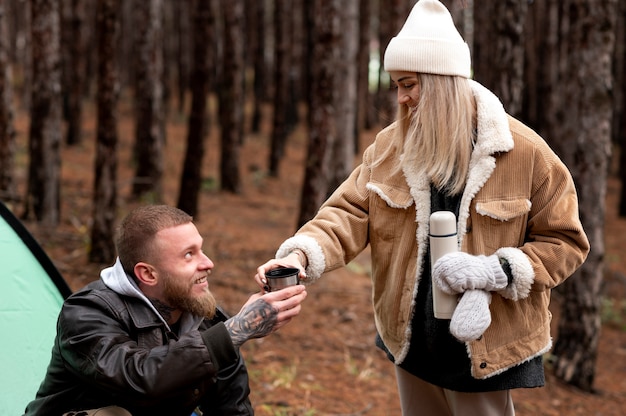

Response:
(429, 211), (459, 319)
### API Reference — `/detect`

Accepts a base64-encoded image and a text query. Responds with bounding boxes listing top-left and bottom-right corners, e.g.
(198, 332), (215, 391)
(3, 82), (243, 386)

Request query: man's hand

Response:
(433, 252), (508, 294)
(225, 284), (307, 348)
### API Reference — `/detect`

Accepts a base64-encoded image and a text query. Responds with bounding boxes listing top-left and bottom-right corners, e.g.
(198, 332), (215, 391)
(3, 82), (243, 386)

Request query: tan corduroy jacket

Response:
(277, 80), (589, 379)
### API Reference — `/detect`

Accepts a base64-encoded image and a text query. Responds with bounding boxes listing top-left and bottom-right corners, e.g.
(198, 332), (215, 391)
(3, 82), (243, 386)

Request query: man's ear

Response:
(134, 262), (158, 287)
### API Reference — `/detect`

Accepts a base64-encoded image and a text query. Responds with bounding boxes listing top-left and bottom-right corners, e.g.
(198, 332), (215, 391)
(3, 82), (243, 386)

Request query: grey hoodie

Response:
(101, 257), (205, 334)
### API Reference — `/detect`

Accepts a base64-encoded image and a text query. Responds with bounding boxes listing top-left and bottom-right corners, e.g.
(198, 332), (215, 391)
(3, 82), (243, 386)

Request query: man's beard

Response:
(162, 272), (217, 319)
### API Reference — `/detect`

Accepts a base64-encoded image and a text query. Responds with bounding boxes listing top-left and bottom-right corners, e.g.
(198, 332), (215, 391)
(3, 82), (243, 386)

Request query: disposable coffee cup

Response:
(265, 267), (300, 292)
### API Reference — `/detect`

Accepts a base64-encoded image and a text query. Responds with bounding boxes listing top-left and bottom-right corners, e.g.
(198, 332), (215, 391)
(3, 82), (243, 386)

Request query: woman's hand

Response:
(254, 251), (307, 291)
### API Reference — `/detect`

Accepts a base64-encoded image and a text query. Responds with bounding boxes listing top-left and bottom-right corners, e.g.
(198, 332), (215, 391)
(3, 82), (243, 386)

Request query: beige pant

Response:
(395, 366), (515, 416)
(63, 406), (132, 416)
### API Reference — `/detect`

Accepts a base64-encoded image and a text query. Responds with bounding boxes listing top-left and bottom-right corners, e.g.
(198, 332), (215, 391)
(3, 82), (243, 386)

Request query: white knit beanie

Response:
(383, 0), (471, 78)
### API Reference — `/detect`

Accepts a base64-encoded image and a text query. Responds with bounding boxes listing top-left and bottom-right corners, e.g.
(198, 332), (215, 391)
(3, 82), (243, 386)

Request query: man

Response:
(25, 204), (307, 416)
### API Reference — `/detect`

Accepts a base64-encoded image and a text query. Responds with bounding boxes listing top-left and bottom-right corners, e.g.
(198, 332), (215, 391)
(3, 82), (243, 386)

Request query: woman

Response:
(255, 1), (589, 414)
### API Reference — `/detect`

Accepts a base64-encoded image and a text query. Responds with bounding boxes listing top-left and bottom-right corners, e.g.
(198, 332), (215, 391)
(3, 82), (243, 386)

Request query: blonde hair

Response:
(398, 74), (476, 195)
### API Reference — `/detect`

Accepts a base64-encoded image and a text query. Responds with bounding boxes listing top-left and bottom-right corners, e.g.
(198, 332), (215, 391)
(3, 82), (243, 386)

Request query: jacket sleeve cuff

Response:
(495, 247), (534, 300)
(276, 235), (326, 283)
(201, 322), (239, 372)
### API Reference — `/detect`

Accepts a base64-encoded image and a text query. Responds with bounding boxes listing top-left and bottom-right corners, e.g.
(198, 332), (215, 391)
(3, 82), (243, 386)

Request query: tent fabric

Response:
(0, 202), (72, 416)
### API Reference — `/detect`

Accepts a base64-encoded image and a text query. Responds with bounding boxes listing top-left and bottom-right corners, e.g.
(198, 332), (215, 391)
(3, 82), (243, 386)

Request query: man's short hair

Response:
(116, 205), (193, 278)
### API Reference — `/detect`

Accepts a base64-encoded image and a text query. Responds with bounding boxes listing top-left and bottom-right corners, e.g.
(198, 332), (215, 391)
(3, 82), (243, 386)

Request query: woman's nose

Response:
(397, 90), (410, 105)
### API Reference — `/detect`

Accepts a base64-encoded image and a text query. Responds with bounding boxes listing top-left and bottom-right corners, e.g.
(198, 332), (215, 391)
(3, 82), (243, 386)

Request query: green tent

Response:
(0, 202), (72, 415)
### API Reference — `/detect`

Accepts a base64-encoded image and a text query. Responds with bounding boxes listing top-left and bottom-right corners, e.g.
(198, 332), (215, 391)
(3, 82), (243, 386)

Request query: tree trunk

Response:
(218, 0), (244, 193)
(616, 1), (626, 217)
(160, 0), (173, 117)
(289, 0), (304, 120)
(356, 0), (371, 133)
(177, 0), (213, 217)
(268, 0), (291, 177)
(328, 0), (358, 194)
(521, 0), (541, 128)
(24, 0), (62, 225)
(522, 1), (560, 142)
(297, 0), (340, 227)
(131, 0), (165, 200)
(117, 0), (134, 89)
(174, 0), (191, 113)
(250, 0), (266, 133)
(64, 0), (86, 145)
(82, 4), (98, 98)
(376, 0), (405, 126)
(551, 0), (616, 391)
(473, 0), (527, 117)
(0, 0), (16, 202)
(89, 0), (119, 264)
(14, 0), (32, 111)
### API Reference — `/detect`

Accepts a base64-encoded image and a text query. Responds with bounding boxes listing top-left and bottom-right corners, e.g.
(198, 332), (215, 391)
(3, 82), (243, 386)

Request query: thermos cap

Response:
(429, 211), (457, 236)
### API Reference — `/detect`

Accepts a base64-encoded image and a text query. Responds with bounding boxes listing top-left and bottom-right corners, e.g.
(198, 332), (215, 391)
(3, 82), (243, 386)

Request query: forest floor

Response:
(10, 98), (626, 415)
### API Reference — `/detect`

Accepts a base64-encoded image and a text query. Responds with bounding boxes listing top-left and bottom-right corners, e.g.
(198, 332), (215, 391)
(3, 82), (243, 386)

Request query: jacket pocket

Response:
(473, 198), (531, 252)
(367, 182), (414, 243)
(475, 198), (531, 221)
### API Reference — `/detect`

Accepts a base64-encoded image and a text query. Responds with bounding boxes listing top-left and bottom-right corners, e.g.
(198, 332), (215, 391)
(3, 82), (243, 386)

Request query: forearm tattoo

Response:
(225, 299), (278, 348)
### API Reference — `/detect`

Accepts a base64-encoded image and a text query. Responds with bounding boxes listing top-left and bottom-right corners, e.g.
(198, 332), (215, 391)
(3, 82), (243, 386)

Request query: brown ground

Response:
(11, 99), (626, 415)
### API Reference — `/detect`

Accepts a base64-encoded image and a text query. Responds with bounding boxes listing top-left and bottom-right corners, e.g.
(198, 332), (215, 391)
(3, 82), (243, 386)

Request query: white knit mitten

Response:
(433, 252), (508, 295)
(449, 290), (492, 342)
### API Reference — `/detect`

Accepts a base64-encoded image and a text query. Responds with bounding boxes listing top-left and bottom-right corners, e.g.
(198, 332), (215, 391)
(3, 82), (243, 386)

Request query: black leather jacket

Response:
(24, 279), (253, 416)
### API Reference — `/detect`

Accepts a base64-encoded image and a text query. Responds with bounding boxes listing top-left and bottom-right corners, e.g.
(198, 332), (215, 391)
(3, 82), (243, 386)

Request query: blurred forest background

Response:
(1, 0), (625, 413)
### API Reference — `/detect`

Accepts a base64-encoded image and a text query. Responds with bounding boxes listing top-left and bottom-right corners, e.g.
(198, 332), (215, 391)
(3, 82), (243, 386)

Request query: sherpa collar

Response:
(400, 79), (513, 257)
